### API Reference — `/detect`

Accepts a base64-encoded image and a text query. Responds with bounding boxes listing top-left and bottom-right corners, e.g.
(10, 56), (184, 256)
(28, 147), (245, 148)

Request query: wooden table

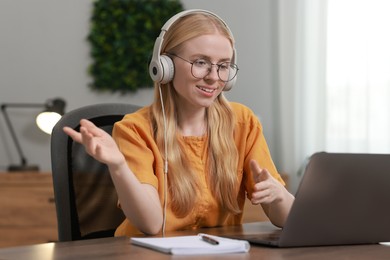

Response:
(1, 222), (390, 260)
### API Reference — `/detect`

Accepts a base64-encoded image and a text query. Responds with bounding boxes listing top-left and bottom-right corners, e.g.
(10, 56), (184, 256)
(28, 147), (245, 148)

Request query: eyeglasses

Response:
(168, 53), (239, 82)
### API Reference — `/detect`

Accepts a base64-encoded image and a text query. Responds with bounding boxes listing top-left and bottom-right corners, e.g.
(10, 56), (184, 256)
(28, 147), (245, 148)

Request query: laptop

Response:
(228, 152), (390, 247)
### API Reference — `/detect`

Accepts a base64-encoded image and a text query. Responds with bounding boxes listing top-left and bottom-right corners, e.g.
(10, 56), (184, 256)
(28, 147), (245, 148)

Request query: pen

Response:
(201, 235), (219, 245)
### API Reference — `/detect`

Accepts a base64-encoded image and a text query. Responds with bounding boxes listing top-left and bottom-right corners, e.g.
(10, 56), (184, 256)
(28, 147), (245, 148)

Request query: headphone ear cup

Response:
(149, 58), (163, 83)
(159, 55), (174, 84)
(148, 55), (174, 84)
(224, 80), (234, 91)
(223, 51), (237, 91)
(223, 66), (237, 91)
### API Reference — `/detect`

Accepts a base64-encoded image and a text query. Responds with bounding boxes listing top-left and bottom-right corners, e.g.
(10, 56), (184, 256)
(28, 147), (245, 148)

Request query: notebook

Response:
(228, 152), (390, 247)
(130, 233), (250, 255)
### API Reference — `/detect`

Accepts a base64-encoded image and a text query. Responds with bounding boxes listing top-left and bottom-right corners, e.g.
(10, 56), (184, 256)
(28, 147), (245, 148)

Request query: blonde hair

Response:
(150, 12), (240, 217)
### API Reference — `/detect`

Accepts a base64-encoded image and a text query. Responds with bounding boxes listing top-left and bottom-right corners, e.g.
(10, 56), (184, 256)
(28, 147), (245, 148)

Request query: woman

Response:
(64, 9), (294, 237)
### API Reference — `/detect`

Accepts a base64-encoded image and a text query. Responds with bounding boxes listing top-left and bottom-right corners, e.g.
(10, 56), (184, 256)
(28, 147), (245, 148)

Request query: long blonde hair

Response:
(151, 12), (240, 217)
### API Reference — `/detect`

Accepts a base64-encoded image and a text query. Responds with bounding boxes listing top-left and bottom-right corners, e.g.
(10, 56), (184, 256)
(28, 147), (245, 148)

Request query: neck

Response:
(177, 108), (207, 137)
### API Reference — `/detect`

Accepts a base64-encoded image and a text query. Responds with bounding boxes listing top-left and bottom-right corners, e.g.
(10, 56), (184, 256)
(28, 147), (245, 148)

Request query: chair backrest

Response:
(51, 103), (140, 241)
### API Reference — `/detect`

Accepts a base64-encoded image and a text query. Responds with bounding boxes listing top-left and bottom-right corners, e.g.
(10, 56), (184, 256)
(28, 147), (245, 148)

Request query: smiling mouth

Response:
(197, 86), (215, 93)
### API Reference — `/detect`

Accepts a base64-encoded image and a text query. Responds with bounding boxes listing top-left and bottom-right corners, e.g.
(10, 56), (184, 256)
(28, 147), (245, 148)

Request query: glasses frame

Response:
(168, 53), (238, 82)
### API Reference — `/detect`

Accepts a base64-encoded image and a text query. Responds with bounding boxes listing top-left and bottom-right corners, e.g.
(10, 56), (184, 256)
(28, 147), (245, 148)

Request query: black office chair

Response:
(51, 103), (140, 241)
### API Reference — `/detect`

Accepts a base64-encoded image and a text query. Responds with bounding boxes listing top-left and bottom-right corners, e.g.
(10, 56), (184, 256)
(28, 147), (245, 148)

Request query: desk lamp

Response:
(1, 98), (66, 172)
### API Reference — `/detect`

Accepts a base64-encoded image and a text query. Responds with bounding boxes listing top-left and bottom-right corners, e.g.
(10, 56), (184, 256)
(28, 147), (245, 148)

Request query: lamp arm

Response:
(1, 103), (44, 166)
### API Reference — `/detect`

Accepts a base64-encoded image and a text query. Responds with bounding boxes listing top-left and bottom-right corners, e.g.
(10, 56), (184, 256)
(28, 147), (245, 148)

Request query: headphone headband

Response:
(161, 9), (232, 35)
(149, 9), (237, 91)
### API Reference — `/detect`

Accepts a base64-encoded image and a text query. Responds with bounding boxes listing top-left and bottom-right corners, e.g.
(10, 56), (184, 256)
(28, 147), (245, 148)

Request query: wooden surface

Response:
(1, 222), (390, 260)
(0, 172), (58, 248)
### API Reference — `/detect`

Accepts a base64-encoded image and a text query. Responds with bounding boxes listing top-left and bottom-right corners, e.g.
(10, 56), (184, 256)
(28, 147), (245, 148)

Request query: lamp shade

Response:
(36, 98), (66, 134)
(36, 112), (62, 134)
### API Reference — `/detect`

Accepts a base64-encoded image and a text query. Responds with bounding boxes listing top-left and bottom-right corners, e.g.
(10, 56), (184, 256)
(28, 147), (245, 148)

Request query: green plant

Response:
(88, 0), (183, 93)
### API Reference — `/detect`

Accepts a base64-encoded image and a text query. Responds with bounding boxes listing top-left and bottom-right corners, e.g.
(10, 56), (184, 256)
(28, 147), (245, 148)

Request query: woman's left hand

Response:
(249, 159), (295, 227)
(250, 159), (286, 205)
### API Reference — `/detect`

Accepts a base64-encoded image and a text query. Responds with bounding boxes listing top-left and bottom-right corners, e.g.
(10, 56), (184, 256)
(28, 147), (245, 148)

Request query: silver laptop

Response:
(229, 152), (390, 247)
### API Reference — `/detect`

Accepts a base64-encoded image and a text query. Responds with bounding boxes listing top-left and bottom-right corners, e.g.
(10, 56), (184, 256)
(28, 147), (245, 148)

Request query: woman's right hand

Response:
(63, 119), (126, 168)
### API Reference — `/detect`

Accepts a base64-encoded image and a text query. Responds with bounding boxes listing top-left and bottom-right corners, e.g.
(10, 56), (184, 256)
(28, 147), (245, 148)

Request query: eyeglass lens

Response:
(191, 59), (238, 82)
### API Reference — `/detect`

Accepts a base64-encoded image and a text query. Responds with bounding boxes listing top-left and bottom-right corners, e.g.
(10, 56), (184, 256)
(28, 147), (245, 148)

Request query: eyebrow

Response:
(189, 54), (232, 63)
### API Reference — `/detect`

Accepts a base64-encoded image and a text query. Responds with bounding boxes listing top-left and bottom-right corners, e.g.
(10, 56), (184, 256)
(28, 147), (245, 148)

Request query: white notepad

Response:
(130, 233), (250, 255)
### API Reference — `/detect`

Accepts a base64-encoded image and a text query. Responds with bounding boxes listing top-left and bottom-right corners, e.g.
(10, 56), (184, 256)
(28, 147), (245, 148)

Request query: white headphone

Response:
(148, 9), (237, 91)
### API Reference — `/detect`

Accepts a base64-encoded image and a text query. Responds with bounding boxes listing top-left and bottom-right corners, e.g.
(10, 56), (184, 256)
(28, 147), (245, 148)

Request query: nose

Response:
(204, 65), (220, 81)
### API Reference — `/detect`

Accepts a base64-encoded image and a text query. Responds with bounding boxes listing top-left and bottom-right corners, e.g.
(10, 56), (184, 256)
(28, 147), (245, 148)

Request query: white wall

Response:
(0, 1), (278, 174)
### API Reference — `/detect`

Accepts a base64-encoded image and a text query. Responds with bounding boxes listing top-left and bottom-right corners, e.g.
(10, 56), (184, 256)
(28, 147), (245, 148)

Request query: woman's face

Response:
(171, 33), (233, 111)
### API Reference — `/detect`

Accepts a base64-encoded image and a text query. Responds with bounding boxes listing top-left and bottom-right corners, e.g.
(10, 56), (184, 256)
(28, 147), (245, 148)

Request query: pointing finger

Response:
(250, 159), (271, 183)
(250, 159), (263, 183)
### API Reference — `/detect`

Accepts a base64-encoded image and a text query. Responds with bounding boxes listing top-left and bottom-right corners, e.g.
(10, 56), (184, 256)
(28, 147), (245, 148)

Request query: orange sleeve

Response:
(112, 107), (165, 189)
(231, 102), (285, 200)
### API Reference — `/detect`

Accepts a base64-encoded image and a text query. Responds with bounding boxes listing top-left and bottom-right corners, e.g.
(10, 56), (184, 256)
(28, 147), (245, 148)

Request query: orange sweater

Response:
(112, 102), (284, 237)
